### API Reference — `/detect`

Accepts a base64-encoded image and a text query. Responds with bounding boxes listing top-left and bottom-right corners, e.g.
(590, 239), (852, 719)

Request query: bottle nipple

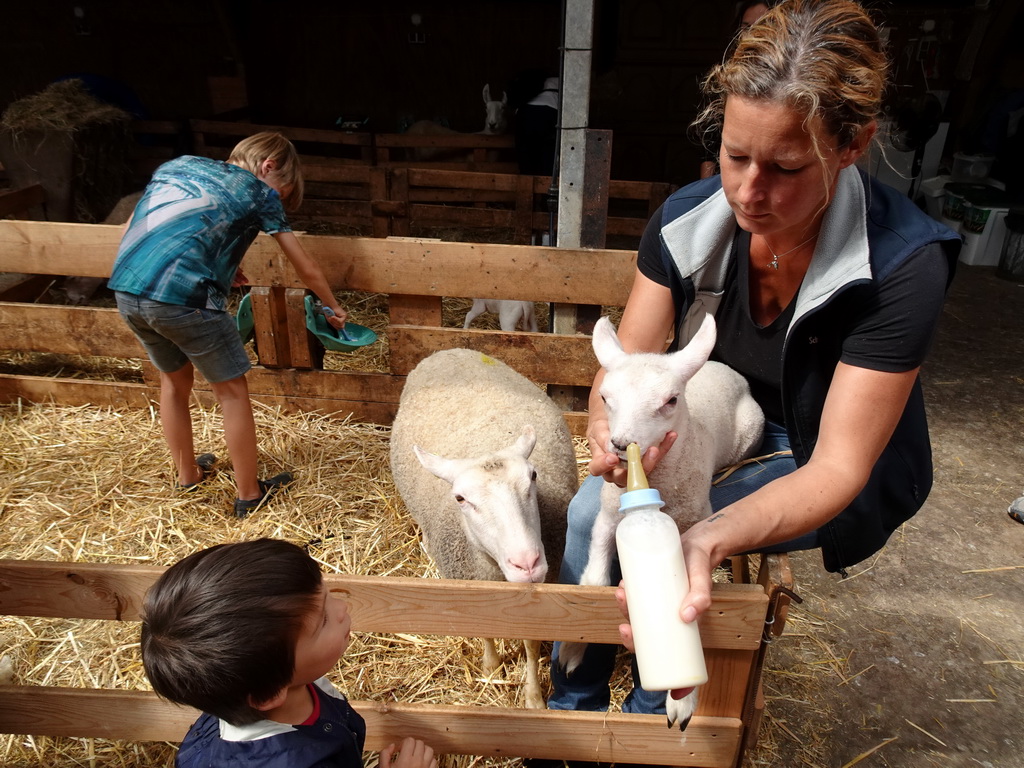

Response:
(625, 443), (649, 492)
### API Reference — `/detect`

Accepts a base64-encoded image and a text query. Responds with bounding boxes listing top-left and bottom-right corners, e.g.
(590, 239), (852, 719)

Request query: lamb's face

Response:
(600, 359), (685, 458)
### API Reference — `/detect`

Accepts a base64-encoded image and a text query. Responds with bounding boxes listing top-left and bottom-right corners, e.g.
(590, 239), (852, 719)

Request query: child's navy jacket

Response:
(175, 677), (366, 768)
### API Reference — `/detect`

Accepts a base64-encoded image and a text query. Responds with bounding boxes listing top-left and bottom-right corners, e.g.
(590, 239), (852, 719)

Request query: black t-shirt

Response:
(637, 206), (949, 424)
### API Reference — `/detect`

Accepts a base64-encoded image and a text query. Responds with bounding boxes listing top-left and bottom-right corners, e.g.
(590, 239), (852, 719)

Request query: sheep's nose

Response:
(509, 552), (547, 583)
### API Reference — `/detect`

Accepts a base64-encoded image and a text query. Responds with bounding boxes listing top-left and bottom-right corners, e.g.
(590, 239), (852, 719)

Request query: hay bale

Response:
(0, 80), (132, 223)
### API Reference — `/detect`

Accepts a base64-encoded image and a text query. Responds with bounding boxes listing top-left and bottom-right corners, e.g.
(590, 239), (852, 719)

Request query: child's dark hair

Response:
(141, 538), (323, 725)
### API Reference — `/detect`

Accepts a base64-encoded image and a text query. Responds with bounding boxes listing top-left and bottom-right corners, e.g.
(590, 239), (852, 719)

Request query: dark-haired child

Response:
(142, 538), (437, 768)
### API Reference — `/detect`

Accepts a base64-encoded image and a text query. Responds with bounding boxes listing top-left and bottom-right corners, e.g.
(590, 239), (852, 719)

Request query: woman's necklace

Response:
(763, 233), (817, 270)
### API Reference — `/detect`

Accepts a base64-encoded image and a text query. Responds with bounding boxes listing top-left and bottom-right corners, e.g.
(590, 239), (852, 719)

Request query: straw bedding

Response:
(0, 290), (843, 768)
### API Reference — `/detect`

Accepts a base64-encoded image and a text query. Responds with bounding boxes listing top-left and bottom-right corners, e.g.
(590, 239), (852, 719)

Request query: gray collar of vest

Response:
(661, 165), (872, 330)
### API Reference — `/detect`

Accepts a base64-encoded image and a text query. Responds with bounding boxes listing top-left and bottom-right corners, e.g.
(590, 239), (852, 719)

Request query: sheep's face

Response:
(450, 458), (547, 584)
(413, 426), (547, 584)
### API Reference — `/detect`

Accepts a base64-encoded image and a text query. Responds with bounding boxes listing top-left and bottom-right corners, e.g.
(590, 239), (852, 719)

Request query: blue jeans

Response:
(548, 421), (815, 713)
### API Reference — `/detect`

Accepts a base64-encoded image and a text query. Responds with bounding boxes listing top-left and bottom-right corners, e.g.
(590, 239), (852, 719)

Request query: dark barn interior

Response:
(3, 0), (1024, 186)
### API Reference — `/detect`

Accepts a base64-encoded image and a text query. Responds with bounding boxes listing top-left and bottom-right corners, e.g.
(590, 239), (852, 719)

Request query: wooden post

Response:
(284, 288), (323, 370)
(370, 167), (391, 238)
(249, 286), (292, 368)
(390, 169), (411, 237)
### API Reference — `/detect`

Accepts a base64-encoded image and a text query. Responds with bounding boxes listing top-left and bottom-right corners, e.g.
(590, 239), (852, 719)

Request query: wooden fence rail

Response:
(0, 556), (788, 767)
(0, 219), (634, 428)
(131, 120), (675, 244)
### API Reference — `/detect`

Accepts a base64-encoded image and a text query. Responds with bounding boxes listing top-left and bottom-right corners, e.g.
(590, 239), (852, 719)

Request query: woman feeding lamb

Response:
(547, 0), (962, 721)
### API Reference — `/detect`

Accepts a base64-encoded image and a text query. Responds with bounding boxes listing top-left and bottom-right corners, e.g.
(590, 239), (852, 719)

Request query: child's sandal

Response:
(234, 471), (295, 518)
(175, 453), (219, 491)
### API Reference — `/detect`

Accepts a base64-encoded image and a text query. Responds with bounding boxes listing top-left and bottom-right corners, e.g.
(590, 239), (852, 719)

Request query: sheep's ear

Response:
(592, 316), (626, 369)
(511, 425), (537, 459)
(501, 90), (508, 105)
(413, 445), (459, 485)
(482, 83), (492, 103)
(670, 313), (717, 381)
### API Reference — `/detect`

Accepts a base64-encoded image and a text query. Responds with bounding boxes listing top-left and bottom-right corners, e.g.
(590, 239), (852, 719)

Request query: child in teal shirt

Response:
(110, 132), (347, 517)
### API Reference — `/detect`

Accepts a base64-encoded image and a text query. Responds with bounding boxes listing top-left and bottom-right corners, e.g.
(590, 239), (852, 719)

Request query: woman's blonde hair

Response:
(227, 131), (305, 211)
(693, 0), (888, 159)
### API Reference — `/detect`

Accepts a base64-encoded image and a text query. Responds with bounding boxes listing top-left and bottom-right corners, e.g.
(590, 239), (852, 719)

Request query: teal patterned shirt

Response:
(108, 155), (291, 310)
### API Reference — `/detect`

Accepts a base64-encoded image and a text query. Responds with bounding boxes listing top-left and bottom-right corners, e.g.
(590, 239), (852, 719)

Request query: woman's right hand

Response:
(379, 737), (438, 768)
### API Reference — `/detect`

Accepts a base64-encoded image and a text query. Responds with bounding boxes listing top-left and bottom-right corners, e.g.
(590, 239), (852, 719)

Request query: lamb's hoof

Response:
(666, 689), (698, 731)
(557, 641), (587, 675)
(525, 691), (546, 710)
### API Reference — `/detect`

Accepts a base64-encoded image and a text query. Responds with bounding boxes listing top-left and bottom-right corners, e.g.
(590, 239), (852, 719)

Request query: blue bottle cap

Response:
(619, 487), (665, 513)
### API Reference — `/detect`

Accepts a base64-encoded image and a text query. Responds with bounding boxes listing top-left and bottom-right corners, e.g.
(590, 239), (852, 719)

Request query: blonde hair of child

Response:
(227, 131), (305, 211)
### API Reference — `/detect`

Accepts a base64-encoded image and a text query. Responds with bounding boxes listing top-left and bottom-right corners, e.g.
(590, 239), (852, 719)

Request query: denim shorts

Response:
(115, 292), (251, 384)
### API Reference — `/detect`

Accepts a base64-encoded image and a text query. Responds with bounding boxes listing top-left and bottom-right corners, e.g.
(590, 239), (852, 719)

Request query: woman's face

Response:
(719, 95), (866, 240)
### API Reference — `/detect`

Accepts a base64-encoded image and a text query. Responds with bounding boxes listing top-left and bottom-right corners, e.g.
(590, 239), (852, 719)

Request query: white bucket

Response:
(960, 205), (1010, 266)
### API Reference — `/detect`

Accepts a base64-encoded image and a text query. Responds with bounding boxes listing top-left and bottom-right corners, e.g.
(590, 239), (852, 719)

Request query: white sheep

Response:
(558, 314), (764, 729)
(463, 299), (539, 332)
(389, 348), (579, 708)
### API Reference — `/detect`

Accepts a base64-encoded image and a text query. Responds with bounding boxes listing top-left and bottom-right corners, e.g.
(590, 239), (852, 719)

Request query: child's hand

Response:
(379, 737), (437, 768)
(325, 305), (349, 329)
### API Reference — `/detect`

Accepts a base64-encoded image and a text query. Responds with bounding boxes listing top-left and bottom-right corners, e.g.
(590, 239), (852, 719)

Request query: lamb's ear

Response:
(592, 316), (626, 369)
(482, 83), (492, 103)
(510, 425), (537, 459)
(670, 313), (717, 381)
(413, 445), (460, 485)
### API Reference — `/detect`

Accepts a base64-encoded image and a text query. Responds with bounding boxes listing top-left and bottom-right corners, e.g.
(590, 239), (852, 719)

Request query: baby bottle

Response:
(615, 443), (708, 690)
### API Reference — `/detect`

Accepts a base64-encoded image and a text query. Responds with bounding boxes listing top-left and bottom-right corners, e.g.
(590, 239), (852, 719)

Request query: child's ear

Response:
(258, 158), (278, 178)
(249, 686), (288, 712)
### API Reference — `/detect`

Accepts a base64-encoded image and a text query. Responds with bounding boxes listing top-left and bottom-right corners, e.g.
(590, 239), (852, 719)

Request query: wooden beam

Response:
(0, 304), (142, 357)
(0, 221), (636, 305)
(0, 560), (766, 649)
(388, 325), (599, 386)
(0, 686), (742, 766)
(0, 374), (155, 409)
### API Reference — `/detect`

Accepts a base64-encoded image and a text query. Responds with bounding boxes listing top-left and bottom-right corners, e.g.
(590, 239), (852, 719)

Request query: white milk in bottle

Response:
(615, 443), (708, 690)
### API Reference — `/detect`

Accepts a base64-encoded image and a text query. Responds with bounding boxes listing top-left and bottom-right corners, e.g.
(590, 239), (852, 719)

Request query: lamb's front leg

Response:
(481, 637), (501, 675)
(523, 639), (545, 709)
(557, 495), (621, 675)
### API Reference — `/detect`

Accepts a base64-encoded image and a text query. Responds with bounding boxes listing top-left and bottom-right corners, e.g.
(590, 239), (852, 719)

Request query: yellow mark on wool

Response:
(479, 354), (496, 365)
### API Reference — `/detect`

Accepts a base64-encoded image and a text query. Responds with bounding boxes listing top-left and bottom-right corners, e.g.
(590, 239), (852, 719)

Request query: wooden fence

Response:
(133, 120), (674, 244)
(0, 219), (634, 427)
(0, 219), (795, 766)
(0, 552), (792, 767)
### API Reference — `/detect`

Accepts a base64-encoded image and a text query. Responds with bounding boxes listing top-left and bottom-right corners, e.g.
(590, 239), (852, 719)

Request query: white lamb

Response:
(558, 314), (764, 730)
(463, 299), (539, 332)
(389, 348), (579, 708)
